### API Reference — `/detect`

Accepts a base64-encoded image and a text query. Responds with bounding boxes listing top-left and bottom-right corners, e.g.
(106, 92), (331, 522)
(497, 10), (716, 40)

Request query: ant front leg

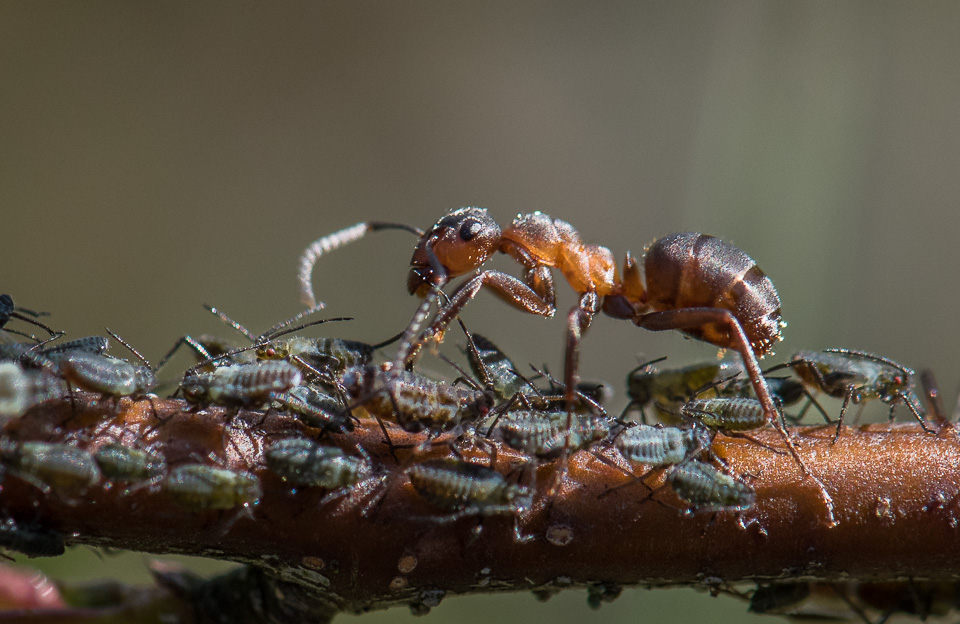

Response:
(634, 306), (837, 525)
(408, 270), (557, 368)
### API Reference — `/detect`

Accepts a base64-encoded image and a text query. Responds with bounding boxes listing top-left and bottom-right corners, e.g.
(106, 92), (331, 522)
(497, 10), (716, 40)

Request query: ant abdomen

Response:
(642, 233), (783, 357)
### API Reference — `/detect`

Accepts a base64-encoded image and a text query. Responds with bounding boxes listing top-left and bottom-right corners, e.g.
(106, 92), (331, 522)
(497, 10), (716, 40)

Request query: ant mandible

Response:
(299, 207), (835, 523)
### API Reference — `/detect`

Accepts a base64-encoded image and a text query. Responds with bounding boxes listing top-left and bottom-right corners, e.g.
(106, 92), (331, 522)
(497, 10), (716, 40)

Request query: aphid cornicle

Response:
(299, 208), (834, 522)
(180, 361), (302, 408)
(782, 348), (932, 438)
(162, 464), (261, 511)
(0, 440), (101, 496)
(265, 438), (371, 489)
(666, 460), (756, 514)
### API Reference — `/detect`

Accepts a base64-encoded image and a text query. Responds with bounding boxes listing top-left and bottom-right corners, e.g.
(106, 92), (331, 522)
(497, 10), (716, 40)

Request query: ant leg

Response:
(298, 221), (424, 308)
(415, 270), (557, 359)
(552, 293), (599, 497)
(635, 307), (836, 526)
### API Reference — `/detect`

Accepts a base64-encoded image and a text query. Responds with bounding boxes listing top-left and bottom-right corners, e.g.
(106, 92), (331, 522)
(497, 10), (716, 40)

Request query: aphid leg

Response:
(833, 386), (856, 443)
(635, 307), (837, 525)
(792, 389), (832, 425)
(895, 391), (937, 434)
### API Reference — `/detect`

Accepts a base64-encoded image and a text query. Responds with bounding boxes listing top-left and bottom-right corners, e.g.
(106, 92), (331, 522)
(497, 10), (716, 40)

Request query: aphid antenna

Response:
(104, 328), (152, 370)
(155, 335), (213, 373)
(435, 351), (483, 391)
(203, 304), (257, 342)
(298, 221), (426, 308)
(259, 313), (353, 343)
(260, 303), (327, 337)
(528, 364), (608, 417)
(822, 348), (915, 376)
(626, 355), (669, 377)
(368, 331), (404, 351)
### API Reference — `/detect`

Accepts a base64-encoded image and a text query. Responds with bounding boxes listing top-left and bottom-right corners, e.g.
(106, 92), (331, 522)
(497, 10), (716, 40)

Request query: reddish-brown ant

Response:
(299, 208), (835, 522)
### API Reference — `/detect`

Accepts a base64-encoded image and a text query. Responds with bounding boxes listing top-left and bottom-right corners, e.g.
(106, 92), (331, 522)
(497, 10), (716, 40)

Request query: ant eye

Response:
(459, 219), (482, 241)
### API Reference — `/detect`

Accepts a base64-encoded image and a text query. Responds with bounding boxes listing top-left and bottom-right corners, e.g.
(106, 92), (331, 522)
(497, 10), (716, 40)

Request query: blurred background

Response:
(3, 2), (960, 622)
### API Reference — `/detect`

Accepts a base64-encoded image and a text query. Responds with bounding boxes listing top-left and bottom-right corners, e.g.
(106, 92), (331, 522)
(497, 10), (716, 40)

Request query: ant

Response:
(300, 208), (834, 522)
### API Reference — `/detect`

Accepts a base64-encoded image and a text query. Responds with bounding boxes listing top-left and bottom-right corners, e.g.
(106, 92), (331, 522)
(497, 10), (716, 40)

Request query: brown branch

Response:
(2, 394), (959, 621)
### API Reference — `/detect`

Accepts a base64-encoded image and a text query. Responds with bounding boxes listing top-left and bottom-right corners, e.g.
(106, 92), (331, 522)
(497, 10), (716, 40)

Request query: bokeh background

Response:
(3, 2), (960, 622)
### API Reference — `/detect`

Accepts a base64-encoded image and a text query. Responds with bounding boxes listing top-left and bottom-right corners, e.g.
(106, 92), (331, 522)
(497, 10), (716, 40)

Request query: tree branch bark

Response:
(1, 394), (959, 621)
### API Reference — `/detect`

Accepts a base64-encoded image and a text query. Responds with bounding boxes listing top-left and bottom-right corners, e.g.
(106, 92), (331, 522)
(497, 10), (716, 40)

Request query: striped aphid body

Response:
(181, 361), (302, 408)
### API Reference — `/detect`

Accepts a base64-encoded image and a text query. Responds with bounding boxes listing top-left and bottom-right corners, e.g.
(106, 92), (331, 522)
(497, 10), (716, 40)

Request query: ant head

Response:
(407, 207), (501, 296)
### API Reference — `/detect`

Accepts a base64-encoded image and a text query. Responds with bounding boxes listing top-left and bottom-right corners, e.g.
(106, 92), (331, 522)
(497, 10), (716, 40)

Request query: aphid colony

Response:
(0, 207), (942, 553)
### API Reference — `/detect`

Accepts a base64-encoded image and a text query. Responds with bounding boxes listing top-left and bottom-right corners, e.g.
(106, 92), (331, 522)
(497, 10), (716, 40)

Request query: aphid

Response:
(488, 410), (610, 460)
(271, 384), (352, 433)
(781, 349), (932, 438)
(624, 358), (729, 423)
(299, 209), (832, 520)
(0, 294), (59, 338)
(613, 423), (712, 468)
(94, 442), (166, 483)
(0, 518), (65, 558)
(265, 438), (371, 489)
(202, 305), (366, 381)
(156, 333), (254, 374)
(680, 397), (767, 432)
(180, 361), (302, 408)
(162, 464), (261, 511)
(666, 460), (755, 514)
(0, 362), (66, 421)
(462, 332), (527, 402)
(339, 364), (495, 435)
(56, 330), (157, 400)
(406, 458), (533, 535)
(0, 440), (101, 496)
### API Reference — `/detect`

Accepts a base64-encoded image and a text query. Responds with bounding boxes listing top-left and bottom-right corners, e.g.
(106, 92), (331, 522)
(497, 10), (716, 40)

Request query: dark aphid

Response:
(666, 460), (755, 514)
(39, 336), (110, 360)
(265, 438), (371, 489)
(0, 518), (65, 558)
(94, 443), (166, 483)
(180, 361), (302, 408)
(0, 362), (66, 421)
(680, 397), (767, 432)
(0, 294), (59, 338)
(271, 384), (352, 433)
(785, 349), (932, 437)
(407, 458), (533, 519)
(340, 364), (494, 435)
(162, 464), (261, 511)
(624, 358), (727, 423)
(614, 423), (712, 467)
(463, 332), (527, 402)
(488, 410), (610, 460)
(0, 440), (101, 496)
